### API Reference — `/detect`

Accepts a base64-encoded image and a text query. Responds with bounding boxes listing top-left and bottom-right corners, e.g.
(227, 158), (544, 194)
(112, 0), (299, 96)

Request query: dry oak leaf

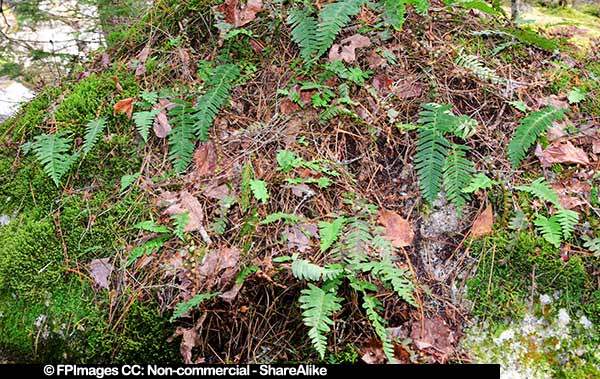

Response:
(535, 140), (590, 168)
(470, 204), (494, 238)
(194, 142), (218, 177)
(153, 111), (172, 138)
(378, 210), (414, 248)
(410, 317), (457, 363)
(329, 34), (372, 63)
(113, 97), (135, 119)
(215, 0), (263, 27)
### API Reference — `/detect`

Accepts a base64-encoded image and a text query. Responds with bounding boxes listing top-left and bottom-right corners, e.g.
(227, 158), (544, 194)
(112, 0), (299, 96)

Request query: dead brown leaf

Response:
(193, 142), (217, 177)
(378, 210), (414, 248)
(89, 258), (113, 290)
(164, 190), (205, 232)
(328, 34), (371, 63)
(537, 94), (569, 110)
(285, 223), (318, 253)
(111, 76), (123, 93)
(410, 317), (456, 363)
(113, 98), (135, 119)
(153, 111), (171, 138)
(215, 0), (263, 27)
(535, 140), (590, 168)
(372, 73), (393, 93)
(203, 183), (230, 200)
(169, 327), (201, 364)
(470, 204), (494, 238)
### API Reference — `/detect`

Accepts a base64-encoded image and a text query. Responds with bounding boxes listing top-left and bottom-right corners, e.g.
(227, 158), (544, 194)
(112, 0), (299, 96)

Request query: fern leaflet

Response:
(555, 207), (578, 239)
(455, 50), (506, 85)
(318, 217), (347, 253)
(443, 144), (475, 214)
(28, 131), (79, 186)
(415, 127), (450, 204)
(508, 107), (568, 168)
(194, 64), (240, 140)
(533, 215), (562, 248)
(170, 292), (218, 322)
(83, 117), (107, 156)
(168, 102), (196, 173)
(582, 235), (600, 256)
(362, 295), (395, 362)
(299, 284), (343, 359)
(287, 6), (318, 62)
(316, 0), (364, 58)
(133, 110), (157, 143)
(515, 178), (560, 207)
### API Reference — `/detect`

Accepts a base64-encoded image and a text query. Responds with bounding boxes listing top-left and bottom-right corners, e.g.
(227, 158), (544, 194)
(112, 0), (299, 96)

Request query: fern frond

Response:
(170, 292), (218, 322)
(582, 235), (600, 256)
(168, 102), (196, 173)
(194, 64), (240, 140)
(316, 0), (364, 58)
(368, 257), (417, 307)
(82, 117), (107, 156)
(319, 105), (354, 123)
(507, 107), (568, 168)
(29, 131), (79, 186)
(555, 207), (578, 239)
(318, 217), (347, 253)
(515, 178), (560, 207)
(406, 0), (429, 15)
(287, 6), (319, 62)
(383, 0), (407, 30)
(533, 214), (562, 248)
(299, 284), (343, 359)
(455, 50), (505, 85)
(133, 110), (157, 143)
(414, 127), (450, 204)
(291, 256), (343, 282)
(443, 144), (475, 215)
(362, 295), (395, 362)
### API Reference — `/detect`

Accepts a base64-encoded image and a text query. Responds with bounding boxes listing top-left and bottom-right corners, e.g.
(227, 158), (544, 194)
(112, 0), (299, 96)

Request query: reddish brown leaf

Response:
(285, 223), (318, 253)
(535, 140), (590, 168)
(237, 0), (263, 27)
(378, 210), (414, 248)
(193, 142), (217, 177)
(410, 317), (457, 363)
(152, 111), (171, 138)
(470, 204), (494, 238)
(113, 98), (135, 119)
(537, 94), (569, 110)
(372, 73), (393, 93)
(169, 327), (200, 364)
(137, 45), (151, 63)
(366, 49), (386, 69)
(111, 76), (123, 93)
(203, 183), (230, 200)
(328, 34), (371, 63)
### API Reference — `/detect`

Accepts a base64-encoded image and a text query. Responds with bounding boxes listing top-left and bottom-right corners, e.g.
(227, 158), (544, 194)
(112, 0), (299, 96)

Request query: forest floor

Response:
(0, 1), (599, 376)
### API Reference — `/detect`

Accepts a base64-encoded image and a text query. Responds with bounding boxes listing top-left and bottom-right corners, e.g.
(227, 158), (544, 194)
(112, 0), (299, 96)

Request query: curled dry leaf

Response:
(153, 111), (172, 138)
(470, 204), (494, 238)
(535, 140), (590, 168)
(378, 210), (414, 248)
(113, 97), (135, 119)
(329, 34), (372, 63)
(111, 76), (123, 93)
(193, 142), (217, 177)
(89, 258), (113, 290)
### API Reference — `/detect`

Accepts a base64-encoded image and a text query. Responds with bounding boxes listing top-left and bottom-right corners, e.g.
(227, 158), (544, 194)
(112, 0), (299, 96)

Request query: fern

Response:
(27, 131), (79, 186)
(358, 256), (417, 307)
(515, 178), (560, 207)
(362, 295), (395, 362)
(316, 0), (364, 58)
(133, 110), (157, 143)
(194, 64), (240, 140)
(171, 212), (190, 241)
(82, 117), (107, 156)
(407, 0), (429, 15)
(555, 207), (578, 239)
(318, 217), (347, 252)
(443, 144), (475, 214)
(126, 235), (168, 267)
(507, 107), (568, 168)
(462, 173), (499, 193)
(168, 102), (196, 173)
(382, 0), (407, 31)
(455, 50), (505, 85)
(414, 125), (450, 204)
(291, 256), (343, 282)
(170, 292), (218, 322)
(533, 215), (562, 248)
(299, 284), (343, 359)
(287, 6), (319, 62)
(582, 235), (600, 256)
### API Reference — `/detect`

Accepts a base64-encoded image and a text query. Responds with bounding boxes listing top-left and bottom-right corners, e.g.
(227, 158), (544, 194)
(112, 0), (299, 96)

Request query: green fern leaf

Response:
(299, 284), (343, 359)
(287, 6), (319, 62)
(533, 214), (562, 248)
(383, 0), (407, 30)
(406, 0), (429, 15)
(414, 127), (450, 204)
(360, 257), (417, 307)
(316, 0), (364, 58)
(443, 144), (475, 214)
(168, 102), (196, 173)
(515, 178), (560, 207)
(555, 207), (578, 239)
(463, 173), (500, 193)
(29, 131), (79, 186)
(170, 292), (218, 322)
(194, 64), (240, 140)
(582, 235), (600, 256)
(455, 50), (505, 85)
(318, 217), (347, 253)
(249, 179), (269, 204)
(171, 212), (190, 240)
(508, 107), (568, 168)
(362, 295), (395, 362)
(133, 110), (157, 143)
(82, 117), (107, 156)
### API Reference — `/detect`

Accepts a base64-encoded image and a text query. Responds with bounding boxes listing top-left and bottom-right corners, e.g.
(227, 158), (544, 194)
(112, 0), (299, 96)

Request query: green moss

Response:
(467, 232), (591, 321)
